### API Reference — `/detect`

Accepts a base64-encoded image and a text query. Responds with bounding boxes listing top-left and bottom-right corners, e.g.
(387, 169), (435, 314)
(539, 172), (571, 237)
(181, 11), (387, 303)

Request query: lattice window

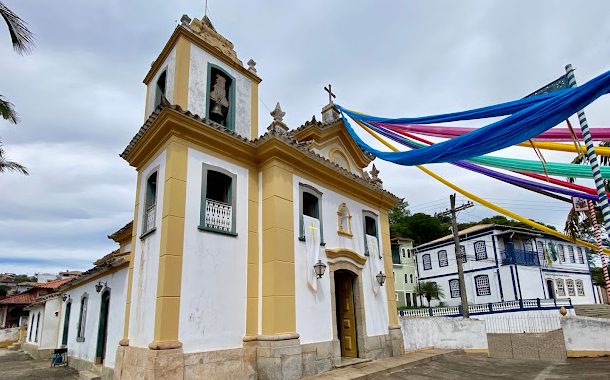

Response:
(567, 246), (575, 263)
(449, 279), (460, 298)
(566, 279), (576, 296)
(438, 250), (448, 267)
(557, 245), (566, 262)
(556, 279), (565, 296)
(576, 280), (585, 296)
(460, 245), (467, 263)
(422, 254), (432, 270)
(475, 275), (491, 296)
(577, 247), (584, 264)
(474, 241), (487, 260)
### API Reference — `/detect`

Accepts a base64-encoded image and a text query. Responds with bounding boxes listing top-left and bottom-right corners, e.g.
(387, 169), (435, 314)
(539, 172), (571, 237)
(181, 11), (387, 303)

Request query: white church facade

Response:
(415, 224), (600, 307)
(19, 14), (403, 380)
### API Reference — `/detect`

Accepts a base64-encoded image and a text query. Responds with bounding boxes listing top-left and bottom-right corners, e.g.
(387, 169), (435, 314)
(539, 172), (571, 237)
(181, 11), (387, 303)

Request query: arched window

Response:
(299, 184), (324, 245)
(363, 211), (379, 257)
(576, 280), (585, 296)
(438, 250), (448, 267)
(34, 312), (40, 342)
(401, 248), (406, 258)
(567, 246), (576, 263)
(62, 301), (72, 346)
(524, 240), (534, 252)
(207, 64), (235, 130)
(474, 241), (487, 260)
(566, 279), (575, 296)
(422, 254), (432, 270)
(557, 245), (565, 262)
(28, 314), (34, 341)
(154, 69), (167, 109)
(474, 275), (491, 296)
(459, 245), (467, 263)
(142, 171), (158, 235)
(410, 274), (413, 283)
(536, 241), (544, 257)
(449, 279), (460, 298)
(576, 247), (585, 264)
(76, 293), (88, 342)
(200, 165), (237, 235)
(404, 274), (408, 284)
(555, 279), (565, 296)
(337, 203), (352, 236)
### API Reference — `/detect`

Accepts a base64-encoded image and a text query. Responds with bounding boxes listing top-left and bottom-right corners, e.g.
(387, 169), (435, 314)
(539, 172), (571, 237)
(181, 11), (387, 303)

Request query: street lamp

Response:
(376, 271), (386, 286)
(62, 294), (69, 302)
(313, 260), (327, 279)
(95, 281), (107, 293)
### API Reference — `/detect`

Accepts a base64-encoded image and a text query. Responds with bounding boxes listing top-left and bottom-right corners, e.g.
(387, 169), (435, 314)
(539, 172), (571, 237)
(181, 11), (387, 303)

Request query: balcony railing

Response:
(501, 247), (540, 266)
(144, 204), (156, 233)
(204, 199), (232, 232)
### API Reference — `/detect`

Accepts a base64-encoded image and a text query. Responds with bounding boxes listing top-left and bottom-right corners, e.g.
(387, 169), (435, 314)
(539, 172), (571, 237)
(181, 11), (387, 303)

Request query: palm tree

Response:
(416, 281), (444, 306)
(1, 2), (34, 174)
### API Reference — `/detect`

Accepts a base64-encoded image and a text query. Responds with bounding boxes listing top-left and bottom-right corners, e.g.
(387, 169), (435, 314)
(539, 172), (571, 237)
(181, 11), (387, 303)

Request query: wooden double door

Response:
(335, 271), (358, 358)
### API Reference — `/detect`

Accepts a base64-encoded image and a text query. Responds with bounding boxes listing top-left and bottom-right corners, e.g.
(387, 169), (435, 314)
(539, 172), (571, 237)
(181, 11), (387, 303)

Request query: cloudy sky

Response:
(1, 1), (610, 275)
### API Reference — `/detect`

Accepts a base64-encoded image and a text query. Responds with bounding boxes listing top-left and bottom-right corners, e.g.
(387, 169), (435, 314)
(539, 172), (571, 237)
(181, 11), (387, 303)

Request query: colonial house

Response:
(415, 224), (599, 307)
(391, 237), (418, 308)
(22, 13), (403, 380)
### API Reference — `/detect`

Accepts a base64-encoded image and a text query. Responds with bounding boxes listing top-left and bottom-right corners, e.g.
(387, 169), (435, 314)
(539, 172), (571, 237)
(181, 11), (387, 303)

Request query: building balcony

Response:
(204, 198), (232, 232)
(501, 247), (540, 266)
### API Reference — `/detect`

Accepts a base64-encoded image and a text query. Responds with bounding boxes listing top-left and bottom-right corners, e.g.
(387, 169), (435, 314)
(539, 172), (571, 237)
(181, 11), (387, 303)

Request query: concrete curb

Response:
(304, 349), (461, 379)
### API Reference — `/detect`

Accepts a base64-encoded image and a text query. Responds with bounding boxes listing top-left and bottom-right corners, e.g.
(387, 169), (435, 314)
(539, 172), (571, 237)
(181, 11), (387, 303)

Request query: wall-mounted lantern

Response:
(313, 260), (327, 279)
(95, 281), (107, 293)
(62, 294), (69, 302)
(376, 271), (386, 286)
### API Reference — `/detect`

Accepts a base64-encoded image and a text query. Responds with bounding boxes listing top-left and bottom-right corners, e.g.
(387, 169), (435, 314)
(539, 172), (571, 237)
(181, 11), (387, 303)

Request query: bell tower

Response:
(142, 15), (262, 139)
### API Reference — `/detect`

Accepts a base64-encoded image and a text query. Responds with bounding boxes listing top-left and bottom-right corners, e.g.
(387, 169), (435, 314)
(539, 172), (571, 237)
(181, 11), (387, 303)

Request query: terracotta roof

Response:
(0, 292), (36, 305)
(57, 257), (127, 293)
(121, 103), (401, 203)
(32, 277), (74, 289)
(415, 224), (544, 250)
(108, 221), (133, 241)
(94, 249), (121, 267)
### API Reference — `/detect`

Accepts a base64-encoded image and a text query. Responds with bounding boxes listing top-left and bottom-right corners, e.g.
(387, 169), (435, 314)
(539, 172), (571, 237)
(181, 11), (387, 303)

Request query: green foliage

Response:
(0, 285), (8, 296)
(458, 215), (556, 231)
(389, 201), (451, 245)
(591, 267), (606, 287)
(416, 281), (445, 306)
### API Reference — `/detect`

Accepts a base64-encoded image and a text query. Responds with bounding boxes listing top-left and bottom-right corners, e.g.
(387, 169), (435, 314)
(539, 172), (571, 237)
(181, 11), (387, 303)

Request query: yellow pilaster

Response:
(261, 161), (296, 335)
(250, 81), (259, 139)
(245, 168), (259, 336)
(121, 173), (141, 344)
(151, 139), (188, 348)
(173, 37), (191, 110)
(380, 209), (399, 326)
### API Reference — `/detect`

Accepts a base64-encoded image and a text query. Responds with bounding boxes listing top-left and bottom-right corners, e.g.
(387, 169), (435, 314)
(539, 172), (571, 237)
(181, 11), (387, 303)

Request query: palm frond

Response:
(0, 2), (34, 54)
(0, 95), (18, 123)
(0, 144), (28, 175)
(563, 208), (580, 240)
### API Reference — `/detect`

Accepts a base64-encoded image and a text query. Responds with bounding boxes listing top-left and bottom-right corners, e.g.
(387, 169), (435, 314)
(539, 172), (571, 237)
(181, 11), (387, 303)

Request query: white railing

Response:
(205, 199), (232, 232)
(144, 204), (156, 233)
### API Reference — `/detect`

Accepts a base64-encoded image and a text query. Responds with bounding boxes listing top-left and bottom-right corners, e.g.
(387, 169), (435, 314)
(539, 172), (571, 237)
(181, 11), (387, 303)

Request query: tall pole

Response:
(565, 64), (610, 233)
(450, 194), (470, 318)
(587, 200), (610, 302)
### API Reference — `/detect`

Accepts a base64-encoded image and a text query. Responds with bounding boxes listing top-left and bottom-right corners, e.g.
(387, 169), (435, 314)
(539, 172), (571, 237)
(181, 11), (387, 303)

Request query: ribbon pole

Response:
(587, 200), (610, 302)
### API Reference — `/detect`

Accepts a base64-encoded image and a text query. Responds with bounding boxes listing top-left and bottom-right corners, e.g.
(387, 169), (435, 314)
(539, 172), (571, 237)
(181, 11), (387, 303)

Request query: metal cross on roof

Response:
(324, 84), (336, 104)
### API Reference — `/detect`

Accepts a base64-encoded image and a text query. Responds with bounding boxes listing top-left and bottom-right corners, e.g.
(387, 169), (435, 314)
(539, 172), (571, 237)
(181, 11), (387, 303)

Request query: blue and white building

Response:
(415, 224), (600, 306)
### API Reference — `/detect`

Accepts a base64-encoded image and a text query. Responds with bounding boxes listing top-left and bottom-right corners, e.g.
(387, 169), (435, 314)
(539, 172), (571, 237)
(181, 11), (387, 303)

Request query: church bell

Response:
(210, 102), (224, 118)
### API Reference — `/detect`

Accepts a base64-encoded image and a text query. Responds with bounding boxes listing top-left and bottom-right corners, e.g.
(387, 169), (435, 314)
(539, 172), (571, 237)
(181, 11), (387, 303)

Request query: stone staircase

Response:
(6, 342), (20, 351)
(574, 304), (610, 319)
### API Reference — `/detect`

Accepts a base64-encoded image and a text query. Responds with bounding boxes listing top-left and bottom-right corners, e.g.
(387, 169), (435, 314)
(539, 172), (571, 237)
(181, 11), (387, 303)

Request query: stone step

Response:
(7, 343), (20, 351)
(79, 370), (101, 380)
(574, 304), (610, 319)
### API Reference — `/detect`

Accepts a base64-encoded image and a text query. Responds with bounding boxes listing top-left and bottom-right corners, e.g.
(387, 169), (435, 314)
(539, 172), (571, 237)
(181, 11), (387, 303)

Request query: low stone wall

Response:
(399, 317), (488, 353)
(21, 342), (54, 360)
(0, 327), (19, 346)
(562, 316), (610, 357)
(487, 330), (566, 361)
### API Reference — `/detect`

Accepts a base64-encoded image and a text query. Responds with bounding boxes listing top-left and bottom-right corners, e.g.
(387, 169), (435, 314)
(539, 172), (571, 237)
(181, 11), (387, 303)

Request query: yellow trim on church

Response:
(172, 36), (191, 110)
(380, 209), (399, 326)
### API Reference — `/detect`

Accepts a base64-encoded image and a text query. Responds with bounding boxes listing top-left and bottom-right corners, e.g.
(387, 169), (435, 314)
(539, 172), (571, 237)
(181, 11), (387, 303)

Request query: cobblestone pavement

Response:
(381, 353), (610, 380)
(0, 349), (79, 380)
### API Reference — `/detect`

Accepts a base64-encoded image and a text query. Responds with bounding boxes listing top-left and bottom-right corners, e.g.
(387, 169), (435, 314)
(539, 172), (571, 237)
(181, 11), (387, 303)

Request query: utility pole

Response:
(436, 194), (474, 318)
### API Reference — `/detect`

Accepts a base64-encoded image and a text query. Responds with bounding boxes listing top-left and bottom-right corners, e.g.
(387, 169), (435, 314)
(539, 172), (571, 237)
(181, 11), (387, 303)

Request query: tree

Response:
(459, 215), (556, 231)
(416, 281), (444, 306)
(0, 1), (34, 174)
(591, 267), (605, 287)
(0, 285), (8, 296)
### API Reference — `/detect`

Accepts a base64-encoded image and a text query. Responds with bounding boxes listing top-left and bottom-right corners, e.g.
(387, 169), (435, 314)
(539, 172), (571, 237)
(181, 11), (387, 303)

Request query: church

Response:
(22, 14), (404, 380)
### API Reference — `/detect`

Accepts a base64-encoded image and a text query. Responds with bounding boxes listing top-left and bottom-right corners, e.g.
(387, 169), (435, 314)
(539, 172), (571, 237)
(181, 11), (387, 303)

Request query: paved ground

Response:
(381, 353), (610, 380)
(0, 349), (78, 380)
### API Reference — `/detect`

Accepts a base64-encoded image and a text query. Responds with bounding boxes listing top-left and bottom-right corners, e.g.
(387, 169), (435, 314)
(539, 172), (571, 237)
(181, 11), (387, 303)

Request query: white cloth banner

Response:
(367, 235), (381, 296)
(303, 215), (322, 292)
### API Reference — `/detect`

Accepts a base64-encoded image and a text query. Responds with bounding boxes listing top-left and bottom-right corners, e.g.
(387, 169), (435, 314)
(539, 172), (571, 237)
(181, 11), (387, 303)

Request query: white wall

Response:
(145, 47), (176, 118)
(59, 268), (128, 369)
(562, 316), (610, 354)
(293, 175), (390, 343)
(128, 150), (166, 348)
(188, 45), (252, 139)
(400, 317), (488, 352)
(0, 326), (19, 343)
(26, 305), (44, 345)
(178, 148), (249, 353)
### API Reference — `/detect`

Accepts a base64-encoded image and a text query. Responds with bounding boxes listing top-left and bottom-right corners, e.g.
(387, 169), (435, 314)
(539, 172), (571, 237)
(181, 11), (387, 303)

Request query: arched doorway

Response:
(61, 301), (71, 346)
(334, 270), (358, 358)
(95, 290), (111, 364)
(546, 279), (555, 299)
